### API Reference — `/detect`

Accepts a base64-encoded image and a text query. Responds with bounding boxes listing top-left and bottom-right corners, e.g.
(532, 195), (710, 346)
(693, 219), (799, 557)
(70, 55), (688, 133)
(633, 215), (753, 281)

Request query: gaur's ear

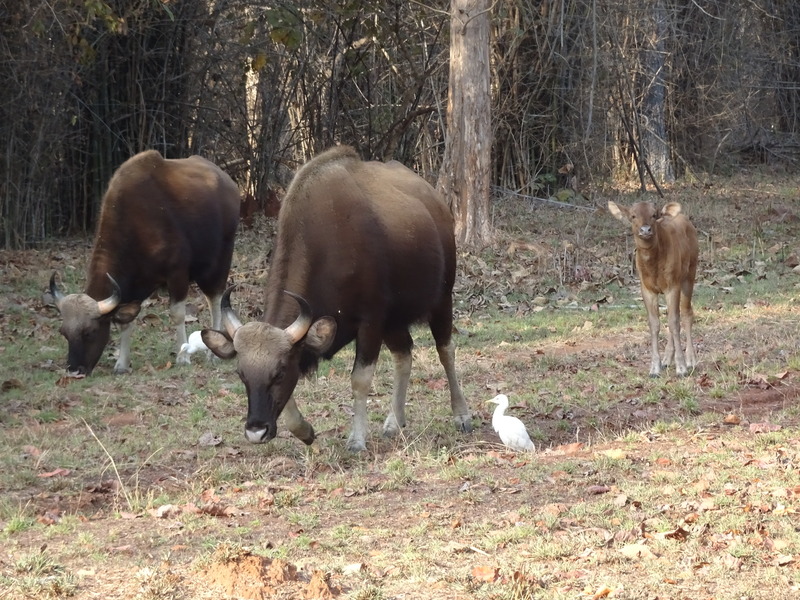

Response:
(305, 317), (337, 354)
(607, 201), (629, 222)
(113, 302), (141, 324)
(660, 202), (682, 218)
(201, 329), (237, 360)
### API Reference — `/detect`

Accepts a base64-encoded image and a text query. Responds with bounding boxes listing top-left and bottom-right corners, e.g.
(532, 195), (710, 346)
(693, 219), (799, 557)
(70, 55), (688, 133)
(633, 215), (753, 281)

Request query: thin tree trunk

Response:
(640, 0), (673, 184)
(437, 0), (492, 247)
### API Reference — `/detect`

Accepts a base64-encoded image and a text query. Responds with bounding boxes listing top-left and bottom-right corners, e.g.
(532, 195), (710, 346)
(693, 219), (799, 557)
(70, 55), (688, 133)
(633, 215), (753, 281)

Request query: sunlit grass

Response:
(0, 547), (77, 599)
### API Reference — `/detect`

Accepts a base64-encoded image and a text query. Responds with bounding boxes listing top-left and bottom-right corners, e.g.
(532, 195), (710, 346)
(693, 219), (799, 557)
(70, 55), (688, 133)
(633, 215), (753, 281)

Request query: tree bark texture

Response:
(640, 0), (674, 184)
(437, 0), (492, 247)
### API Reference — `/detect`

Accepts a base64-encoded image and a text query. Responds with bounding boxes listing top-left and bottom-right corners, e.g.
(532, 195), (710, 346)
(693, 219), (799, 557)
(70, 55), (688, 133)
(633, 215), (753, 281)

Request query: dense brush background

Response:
(3, 0), (800, 246)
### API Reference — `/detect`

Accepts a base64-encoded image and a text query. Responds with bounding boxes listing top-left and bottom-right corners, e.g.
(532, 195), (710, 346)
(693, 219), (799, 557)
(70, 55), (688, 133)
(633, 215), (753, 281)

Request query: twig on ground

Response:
(492, 186), (596, 212)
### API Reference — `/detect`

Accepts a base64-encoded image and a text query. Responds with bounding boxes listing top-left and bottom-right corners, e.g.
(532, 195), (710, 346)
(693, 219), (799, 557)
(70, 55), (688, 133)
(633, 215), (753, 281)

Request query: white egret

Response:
(177, 330), (209, 363)
(486, 394), (534, 452)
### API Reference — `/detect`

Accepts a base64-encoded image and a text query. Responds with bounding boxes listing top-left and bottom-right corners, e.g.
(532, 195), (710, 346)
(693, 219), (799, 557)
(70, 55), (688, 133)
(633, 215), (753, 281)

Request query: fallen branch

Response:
(492, 186), (596, 212)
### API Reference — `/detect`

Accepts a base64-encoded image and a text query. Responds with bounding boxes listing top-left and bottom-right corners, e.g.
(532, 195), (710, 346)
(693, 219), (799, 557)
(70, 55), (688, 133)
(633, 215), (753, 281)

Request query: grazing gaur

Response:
(202, 145), (473, 452)
(608, 200), (699, 377)
(50, 150), (240, 375)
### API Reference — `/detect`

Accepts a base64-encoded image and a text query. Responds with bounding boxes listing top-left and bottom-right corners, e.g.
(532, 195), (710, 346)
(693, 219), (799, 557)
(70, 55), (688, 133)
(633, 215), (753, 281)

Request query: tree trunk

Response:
(437, 0), (492, 247)
(775, 3), (800, 133)
(640, 0), (673, 184)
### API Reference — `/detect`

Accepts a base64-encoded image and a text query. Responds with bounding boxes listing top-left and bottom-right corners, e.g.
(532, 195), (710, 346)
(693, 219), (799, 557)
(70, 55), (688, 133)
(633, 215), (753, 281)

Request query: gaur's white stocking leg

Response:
(114, 322), (135, 374)
(206, 292), (223, 331)
(204, 292), (223, 360)
(348, 361), (376, 452)
(383, 350), (411, 437)
(382, 329), (414, 438)
(170, 299), (189, 365)
(437, 340), (472, 432)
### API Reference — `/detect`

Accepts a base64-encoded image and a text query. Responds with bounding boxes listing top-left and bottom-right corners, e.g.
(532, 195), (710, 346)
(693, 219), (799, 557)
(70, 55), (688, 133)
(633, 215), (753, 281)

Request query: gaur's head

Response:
(49, 273), (138, 375)
(202, 288), (336, 444)
(607, 201), (682, 244)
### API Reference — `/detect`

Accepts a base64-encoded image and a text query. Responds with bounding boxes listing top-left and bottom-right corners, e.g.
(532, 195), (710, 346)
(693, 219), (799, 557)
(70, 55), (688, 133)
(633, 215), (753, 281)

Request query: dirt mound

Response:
(201, 548), (338, 599)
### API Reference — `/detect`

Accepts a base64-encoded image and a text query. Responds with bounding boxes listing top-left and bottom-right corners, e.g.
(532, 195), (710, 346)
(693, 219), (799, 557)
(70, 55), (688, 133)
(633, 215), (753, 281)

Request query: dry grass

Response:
(0, 171), (799, 599)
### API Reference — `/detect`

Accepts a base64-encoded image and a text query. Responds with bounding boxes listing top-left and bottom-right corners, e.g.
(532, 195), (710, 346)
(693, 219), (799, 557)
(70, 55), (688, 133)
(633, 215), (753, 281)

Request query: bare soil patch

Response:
(714, 381), (800, 418)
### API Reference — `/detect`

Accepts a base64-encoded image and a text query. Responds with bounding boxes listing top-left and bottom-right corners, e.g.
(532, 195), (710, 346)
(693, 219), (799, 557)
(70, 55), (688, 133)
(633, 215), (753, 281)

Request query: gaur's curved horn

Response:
(97, 274), (121, 315)
(283, 290), (312, 344)
(221, 286), (243, 337)
(49, 272), (66, 310)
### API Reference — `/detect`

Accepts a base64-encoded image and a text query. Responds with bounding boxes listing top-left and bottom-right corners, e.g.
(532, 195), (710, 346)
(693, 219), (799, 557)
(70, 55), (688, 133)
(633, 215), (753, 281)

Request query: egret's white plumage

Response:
(177, 330), (209, 363)
(487, 394), (534, 452)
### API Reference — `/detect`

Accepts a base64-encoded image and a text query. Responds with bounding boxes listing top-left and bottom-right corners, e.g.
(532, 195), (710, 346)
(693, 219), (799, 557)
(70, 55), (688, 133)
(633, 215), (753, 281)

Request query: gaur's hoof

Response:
(382, 414), (405, 438)
(455, 415), (473, 433)
(299, 424), (315, 445)
(346, 438), (367, 453)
